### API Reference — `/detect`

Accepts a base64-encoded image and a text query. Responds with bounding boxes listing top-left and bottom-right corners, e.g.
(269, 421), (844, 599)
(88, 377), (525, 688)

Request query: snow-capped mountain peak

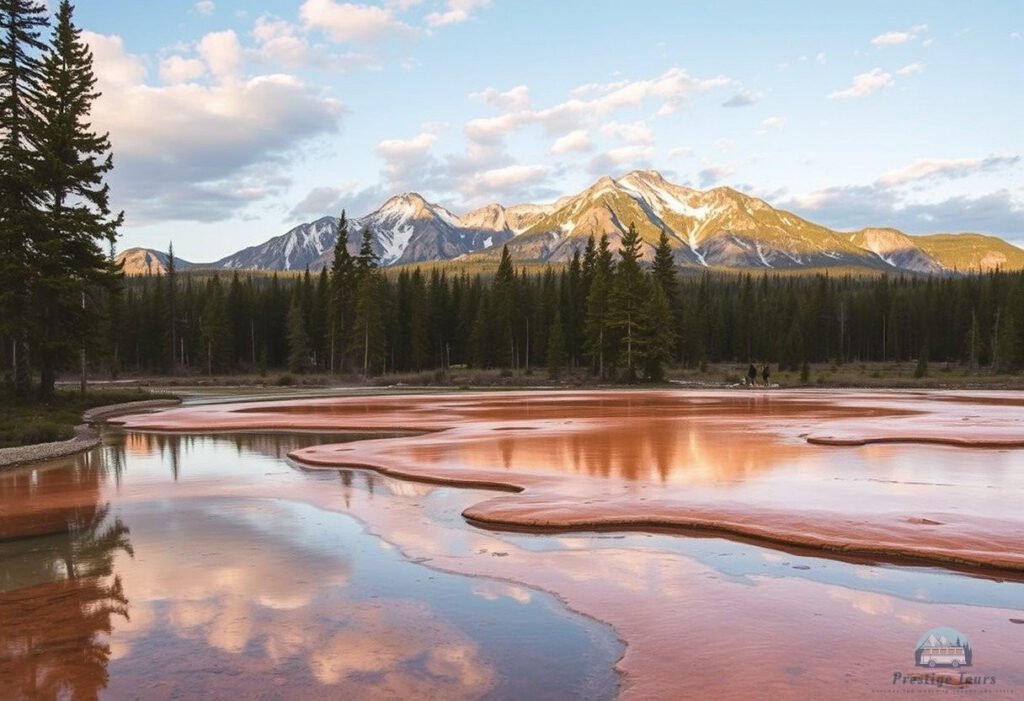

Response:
(122, 170), (1024, 275)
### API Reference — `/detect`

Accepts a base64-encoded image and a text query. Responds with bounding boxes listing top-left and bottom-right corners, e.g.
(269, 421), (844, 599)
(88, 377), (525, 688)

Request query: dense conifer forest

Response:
(6, 218), (1021, 386)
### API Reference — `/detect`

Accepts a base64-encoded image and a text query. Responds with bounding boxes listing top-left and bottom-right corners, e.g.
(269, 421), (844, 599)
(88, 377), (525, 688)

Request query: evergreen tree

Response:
(609, 223), (645, 381)
(286, 293), (309, 373)
(167, 241), (177, 368)
(328, 211), (355, 372)
(651, 229), (678, 301)
(584, 234), (615, 378)
(350, 227), (384, 376)
(27, 1), (121, 396)
(546, 310), (566, 379)
(636, 279), (675, 381)
(353, 269), (385, 377)
(492, 244), (515, 367)
(0, 0), (48, 397)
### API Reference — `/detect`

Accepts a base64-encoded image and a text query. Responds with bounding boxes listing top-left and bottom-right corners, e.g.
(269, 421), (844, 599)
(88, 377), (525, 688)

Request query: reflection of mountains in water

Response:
(0, 451), (132, 698)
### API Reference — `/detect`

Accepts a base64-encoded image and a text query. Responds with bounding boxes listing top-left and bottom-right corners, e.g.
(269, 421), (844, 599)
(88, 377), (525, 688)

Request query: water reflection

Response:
(0, 452), (132, 699)
(0, 433), (621, 700)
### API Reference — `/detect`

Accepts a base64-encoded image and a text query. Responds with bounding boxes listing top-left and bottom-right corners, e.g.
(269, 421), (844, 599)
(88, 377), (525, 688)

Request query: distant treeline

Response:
(6, 217), (1022, 385)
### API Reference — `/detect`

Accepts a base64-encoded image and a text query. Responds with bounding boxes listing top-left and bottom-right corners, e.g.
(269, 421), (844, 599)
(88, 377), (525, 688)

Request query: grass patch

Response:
(0, 388), (175, 449)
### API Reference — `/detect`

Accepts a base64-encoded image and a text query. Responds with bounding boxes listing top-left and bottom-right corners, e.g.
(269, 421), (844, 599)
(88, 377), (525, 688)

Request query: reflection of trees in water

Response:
(109, 430), (383, 481)
(0, 451), (133, 699)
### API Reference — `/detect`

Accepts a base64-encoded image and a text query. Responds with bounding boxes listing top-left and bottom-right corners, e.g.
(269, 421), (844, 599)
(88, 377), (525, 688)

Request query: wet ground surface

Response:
(3, 390), (1024, 699)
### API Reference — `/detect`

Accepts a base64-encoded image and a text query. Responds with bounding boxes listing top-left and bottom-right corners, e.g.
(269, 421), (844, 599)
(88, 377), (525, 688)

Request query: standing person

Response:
(762, 363), (771, 387)
(747, 363), (757, 387)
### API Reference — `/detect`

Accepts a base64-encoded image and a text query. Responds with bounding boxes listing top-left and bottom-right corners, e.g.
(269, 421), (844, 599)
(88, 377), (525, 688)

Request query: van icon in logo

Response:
(914, 627), (972, 668)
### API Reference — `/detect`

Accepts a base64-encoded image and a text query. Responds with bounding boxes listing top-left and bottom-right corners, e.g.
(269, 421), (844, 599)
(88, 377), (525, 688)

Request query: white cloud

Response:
(198, 30), (243, 80)
(550, 129), (592, 155)
(697, 164), (734, 187)
(375, 132), (444, 192)
(721, 89), (763, 108)
(83, 32), (147, 87)
(587, 145), (655, 175)
(463, 112), (524, 144)
(159, 55), (206, 84)
(870, 31), (913, 46)
(877, 155), (1020, 187)
(827, 68), (893, 99)
(469, 85), (530, 112)
(477, 164), (548, 190)
(250, 15), (380, 72)
(599, 120), (654, 145)
(896, 62), (925, 76)
(757, 116), (786, 134)
(376, 131), (438, 159)
(85, 31), (344, 224)
(668, 146), (694, 160)
(194, 1), (215, 15)
(426, 0), (490, 27)
(815, 52), (826, 64)
(870, 23), (927, 46)
(299, 0), (414, 42)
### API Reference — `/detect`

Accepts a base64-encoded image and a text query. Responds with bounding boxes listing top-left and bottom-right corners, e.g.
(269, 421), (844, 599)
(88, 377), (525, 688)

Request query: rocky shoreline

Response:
(0, 398), (180, 471)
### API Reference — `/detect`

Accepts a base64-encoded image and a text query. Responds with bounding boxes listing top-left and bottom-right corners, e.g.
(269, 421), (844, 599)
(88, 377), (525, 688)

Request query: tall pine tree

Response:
(609, 223), (645, 381)
(0, 0), (48, 397)
(328, 210), (354, 372)
(33, 1), (121, 396)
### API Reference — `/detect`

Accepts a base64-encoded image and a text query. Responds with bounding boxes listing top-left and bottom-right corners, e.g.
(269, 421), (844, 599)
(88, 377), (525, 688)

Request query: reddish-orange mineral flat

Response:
(6, 389), (1023, 700)
(113, 390), (1024, 573)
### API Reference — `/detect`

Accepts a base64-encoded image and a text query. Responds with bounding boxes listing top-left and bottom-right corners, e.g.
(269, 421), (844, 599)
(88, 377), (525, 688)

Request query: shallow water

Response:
(4, 391), (1024, 699)
(0, 432), (620, 700)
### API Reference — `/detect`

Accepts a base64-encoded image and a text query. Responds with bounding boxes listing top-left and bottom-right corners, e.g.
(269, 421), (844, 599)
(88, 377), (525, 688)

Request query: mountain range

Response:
(117, 170), (1024, 276)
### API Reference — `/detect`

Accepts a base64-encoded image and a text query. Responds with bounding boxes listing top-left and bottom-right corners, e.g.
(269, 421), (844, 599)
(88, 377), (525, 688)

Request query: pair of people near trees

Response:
(747, 363), (771, 387)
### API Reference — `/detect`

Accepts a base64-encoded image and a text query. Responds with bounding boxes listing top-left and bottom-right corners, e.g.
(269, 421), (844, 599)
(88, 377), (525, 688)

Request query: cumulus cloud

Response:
(194, 1), (215, 15)
(198, 30), (243, 80)
(756, 116), (786, 134)
(667, 146), (694, 160)
(477, 164), (549, 190)
(697, 165), (735, 188)
(896, 61), (925, 76)
(469, 85), (530, 112)
(550, 129), (592, 155)
(374, 66), (728, 208)
(721, 89), (763, 108)
(299, 0), (414, 42)
(289, 183), (385, 220)
(587, 145), (655, 175)
(375, 132), (448, 193)
(426, 0), (490, 27)
(85, 31), (344, 225)
(790, 186), (1024, 236)
(599, 120), (654, 145)
(159, 55), (206, 84)
(877, 155), (1020, 187)
(250, 15), (380, 72)
(870, 23), (927, 46)
(828, 68), (893, 99)
(785, 155), (1024, 235)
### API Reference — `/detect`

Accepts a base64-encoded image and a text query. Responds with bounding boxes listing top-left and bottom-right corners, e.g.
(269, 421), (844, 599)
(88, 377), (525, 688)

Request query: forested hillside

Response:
(11, 222), (1020, 385)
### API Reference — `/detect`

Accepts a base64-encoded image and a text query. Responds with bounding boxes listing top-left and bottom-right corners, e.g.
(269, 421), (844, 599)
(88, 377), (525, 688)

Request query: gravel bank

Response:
(0, 398), (180, 471)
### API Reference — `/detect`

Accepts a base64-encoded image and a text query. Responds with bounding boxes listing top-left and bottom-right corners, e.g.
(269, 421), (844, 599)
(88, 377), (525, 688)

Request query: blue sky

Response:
(71, 0), (1024, 261)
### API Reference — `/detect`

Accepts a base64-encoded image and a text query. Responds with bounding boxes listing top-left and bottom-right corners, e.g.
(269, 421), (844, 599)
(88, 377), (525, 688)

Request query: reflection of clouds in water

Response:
(824, 585), (925, 626)
(105, 504), (497, 697)
(471, 581), (533, 604)
(309, 602), (493, 699)
(827, 586), (896, 616)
